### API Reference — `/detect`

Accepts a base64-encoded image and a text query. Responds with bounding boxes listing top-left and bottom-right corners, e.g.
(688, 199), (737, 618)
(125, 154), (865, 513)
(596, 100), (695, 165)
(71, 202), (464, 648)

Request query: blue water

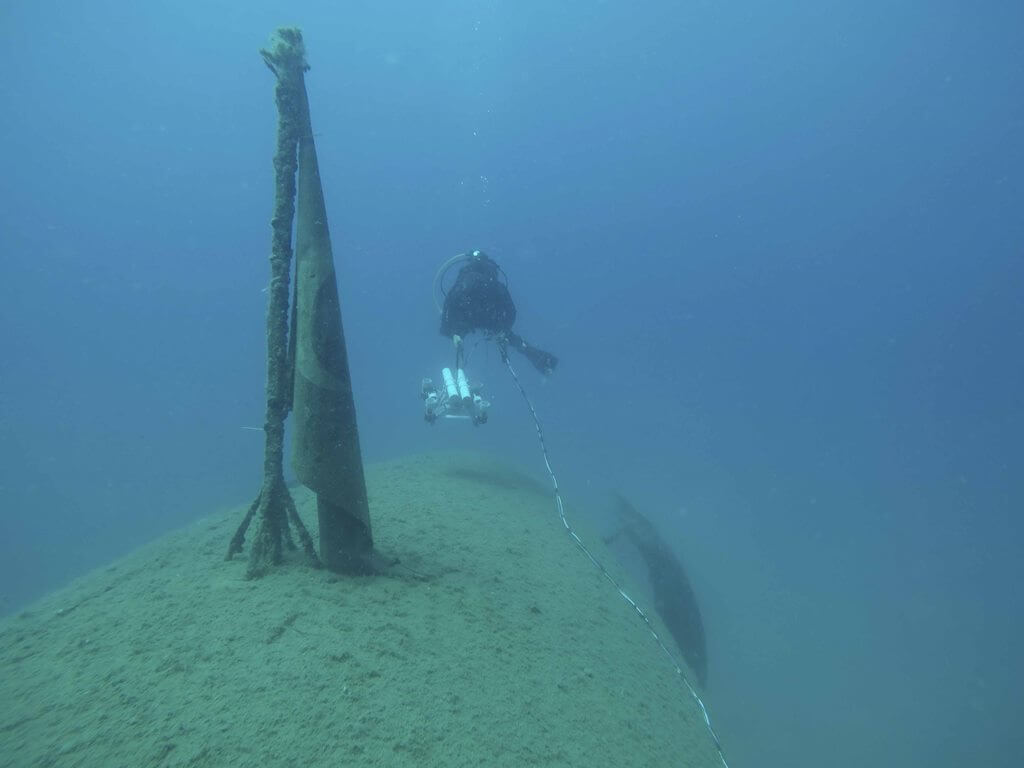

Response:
(2, 2), (1022, 767)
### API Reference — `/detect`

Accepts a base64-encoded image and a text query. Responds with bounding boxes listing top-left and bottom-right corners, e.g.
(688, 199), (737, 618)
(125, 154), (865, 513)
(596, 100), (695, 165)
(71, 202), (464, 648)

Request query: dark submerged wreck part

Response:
(606, 492), (709, 687)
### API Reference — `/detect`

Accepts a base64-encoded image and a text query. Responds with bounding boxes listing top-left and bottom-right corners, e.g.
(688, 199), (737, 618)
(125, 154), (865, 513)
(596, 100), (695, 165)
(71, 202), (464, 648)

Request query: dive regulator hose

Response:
(432, 252), (471, 314)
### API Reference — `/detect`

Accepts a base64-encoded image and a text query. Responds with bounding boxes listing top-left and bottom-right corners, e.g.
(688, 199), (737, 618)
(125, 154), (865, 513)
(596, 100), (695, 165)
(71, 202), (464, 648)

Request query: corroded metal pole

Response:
(226, 28), (319, 575)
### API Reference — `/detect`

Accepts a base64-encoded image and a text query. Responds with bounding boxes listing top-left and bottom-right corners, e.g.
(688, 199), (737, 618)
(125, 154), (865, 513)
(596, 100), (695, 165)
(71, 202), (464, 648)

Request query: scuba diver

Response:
(434, 250), (559, 375)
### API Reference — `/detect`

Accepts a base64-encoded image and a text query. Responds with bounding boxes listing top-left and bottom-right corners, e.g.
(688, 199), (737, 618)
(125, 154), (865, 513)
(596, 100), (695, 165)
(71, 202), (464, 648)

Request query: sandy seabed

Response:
(1, 453), (719, 768)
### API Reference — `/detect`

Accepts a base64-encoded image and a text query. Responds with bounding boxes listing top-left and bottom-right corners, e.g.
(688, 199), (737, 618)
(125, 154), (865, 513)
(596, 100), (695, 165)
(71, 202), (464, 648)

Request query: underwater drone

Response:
(420, 367), (491, 425)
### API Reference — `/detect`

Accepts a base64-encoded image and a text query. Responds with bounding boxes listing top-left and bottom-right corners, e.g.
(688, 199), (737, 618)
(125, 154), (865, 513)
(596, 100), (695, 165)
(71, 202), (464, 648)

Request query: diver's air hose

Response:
(432, 252), (471, 314)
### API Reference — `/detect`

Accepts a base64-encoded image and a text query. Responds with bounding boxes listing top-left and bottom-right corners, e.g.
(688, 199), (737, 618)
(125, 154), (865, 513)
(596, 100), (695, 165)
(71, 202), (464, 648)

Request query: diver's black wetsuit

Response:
(440, 252), (558, 375)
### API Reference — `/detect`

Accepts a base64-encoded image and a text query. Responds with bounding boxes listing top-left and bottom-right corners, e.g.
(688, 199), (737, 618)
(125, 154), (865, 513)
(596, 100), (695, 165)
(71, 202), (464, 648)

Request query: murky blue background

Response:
(2, 2), (1022, 766)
